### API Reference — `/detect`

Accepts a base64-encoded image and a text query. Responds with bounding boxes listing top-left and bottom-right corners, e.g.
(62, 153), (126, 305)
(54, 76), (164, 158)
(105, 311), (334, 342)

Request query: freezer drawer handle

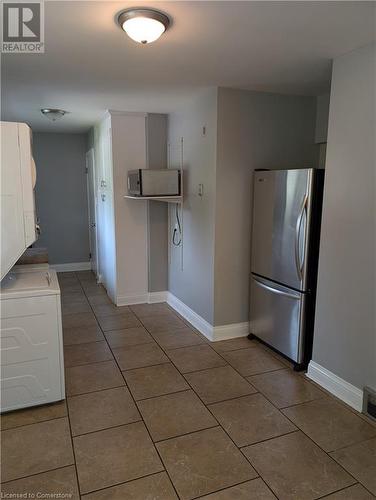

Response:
(253, 277), (300, 300)
(295, 194), (308, 282)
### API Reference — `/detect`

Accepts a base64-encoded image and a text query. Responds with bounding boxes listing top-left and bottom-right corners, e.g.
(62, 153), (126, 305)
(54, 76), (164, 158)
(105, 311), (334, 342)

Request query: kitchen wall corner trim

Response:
(167, 293), (214, 340)
(117, 292), (151, 306)
(212, 322), (250, 341)
(148, 291), (169, 303)
(167, 292), (250, 342)
(307, 360), (363, 411)
(50, 261), (91, 272)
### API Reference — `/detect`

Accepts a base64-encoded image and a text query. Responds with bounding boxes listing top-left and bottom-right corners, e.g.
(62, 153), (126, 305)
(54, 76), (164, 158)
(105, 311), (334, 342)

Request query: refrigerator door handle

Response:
(295, 194), (308, 282)
(252, 276), (300, 300)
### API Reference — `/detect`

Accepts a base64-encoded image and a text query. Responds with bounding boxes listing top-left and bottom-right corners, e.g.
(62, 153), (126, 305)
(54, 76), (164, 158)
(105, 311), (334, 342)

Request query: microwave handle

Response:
(127, 176), (130, 191)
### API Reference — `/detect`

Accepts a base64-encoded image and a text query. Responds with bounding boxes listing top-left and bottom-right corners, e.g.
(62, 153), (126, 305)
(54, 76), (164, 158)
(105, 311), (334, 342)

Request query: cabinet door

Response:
(1, 122), (26, 279)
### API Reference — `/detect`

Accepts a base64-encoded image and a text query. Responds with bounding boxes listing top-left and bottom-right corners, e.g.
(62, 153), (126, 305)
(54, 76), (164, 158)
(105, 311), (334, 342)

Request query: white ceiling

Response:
(2, 1), (375, 132)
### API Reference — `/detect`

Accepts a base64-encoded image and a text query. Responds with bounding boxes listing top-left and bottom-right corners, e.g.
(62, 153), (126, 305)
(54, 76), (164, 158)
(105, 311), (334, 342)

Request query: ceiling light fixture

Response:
(40, 108), (67, 122)
(117, 8), (170, 44)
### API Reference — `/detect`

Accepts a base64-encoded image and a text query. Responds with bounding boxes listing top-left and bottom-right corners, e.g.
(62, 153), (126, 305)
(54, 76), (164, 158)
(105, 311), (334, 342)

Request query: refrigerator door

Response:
(251, 169), (313, 291)
(250, 274), (306, 363)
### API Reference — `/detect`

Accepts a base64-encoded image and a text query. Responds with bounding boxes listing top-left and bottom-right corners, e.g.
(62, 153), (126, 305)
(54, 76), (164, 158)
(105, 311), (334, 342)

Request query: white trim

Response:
(117, 291), (169, 306)
(116, 293), (149, 306)
(166, 293), (250, 342)
(307, 361), (363, 412)
(212, 322), (250, 341)
(148, 291), (169, 304)
(167, 293), (214, 340)
(51, 262), (91, 272)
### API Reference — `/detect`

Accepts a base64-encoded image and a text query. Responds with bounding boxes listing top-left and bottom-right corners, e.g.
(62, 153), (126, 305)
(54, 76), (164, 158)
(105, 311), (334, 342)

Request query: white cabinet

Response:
(0, 267), (64, 412)
(1, 122), (38, 280)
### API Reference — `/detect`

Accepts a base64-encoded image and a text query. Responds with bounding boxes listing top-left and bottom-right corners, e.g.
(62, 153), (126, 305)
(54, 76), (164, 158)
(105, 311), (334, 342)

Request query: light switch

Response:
(198, 184), (204, 197)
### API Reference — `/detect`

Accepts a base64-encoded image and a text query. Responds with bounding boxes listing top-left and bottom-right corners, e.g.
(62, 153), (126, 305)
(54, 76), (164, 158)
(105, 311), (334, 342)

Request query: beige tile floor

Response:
(1, 270), (376, 500)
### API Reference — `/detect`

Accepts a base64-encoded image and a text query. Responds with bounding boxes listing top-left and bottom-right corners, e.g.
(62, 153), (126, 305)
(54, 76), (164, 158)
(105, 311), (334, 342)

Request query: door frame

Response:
(85, 148), (99, 277)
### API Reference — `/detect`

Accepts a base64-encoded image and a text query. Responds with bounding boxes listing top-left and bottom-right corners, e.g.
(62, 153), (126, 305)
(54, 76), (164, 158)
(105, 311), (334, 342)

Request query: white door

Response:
(86, 149), (98, 276)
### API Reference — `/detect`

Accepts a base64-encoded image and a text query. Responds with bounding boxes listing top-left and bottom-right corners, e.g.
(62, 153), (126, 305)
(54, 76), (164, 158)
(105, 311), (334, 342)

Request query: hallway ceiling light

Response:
(40, 109), (67, 122)
(117, 8), (170, 44)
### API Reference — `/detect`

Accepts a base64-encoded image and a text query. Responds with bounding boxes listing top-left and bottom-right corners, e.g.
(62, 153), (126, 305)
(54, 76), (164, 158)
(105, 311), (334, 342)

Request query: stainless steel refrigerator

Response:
(249, 168), (324, 369)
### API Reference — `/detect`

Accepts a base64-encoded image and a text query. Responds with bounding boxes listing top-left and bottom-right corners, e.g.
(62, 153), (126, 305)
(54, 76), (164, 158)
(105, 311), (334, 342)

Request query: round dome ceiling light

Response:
(117, 8), (170, 44)
(40, 109), (67, 122)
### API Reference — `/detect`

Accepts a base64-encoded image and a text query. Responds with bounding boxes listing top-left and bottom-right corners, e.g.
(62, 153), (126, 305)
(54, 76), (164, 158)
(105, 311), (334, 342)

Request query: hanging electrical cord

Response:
(172, 203), (182, 246)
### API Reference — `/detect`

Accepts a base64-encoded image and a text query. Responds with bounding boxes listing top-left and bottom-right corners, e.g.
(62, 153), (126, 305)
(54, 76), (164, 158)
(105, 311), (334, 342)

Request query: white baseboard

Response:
(167, 293), (214, 340)
(117, 293), (150, 306)
(307, 361), (363, 412)
(148, 291), (169, 303)
(212, 322), (250, 341)
(51, 262), (91, 272)
(167, 293), (250, 342)
(117, 291), (169, 306)
(116, 290), (249, 342)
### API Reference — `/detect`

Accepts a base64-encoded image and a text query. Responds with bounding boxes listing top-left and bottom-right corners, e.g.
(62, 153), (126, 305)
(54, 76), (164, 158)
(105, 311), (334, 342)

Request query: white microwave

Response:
(127, 169), (181, 197)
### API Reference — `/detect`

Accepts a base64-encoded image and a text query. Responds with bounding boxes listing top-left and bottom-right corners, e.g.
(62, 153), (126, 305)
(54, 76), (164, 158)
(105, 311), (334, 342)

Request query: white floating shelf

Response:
(124, 195), (182, 203)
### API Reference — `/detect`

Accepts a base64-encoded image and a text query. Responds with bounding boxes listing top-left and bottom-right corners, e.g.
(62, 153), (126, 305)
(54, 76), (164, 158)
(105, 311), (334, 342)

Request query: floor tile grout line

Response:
(70, 418), (143, 439)
(133, 387), (192, 403)
(238, 429), (301, 450)
(64, 357), (115, 370)
(65, 271), (93, 498)
(65, 284), (375, 458)
(66, 383), (126, 398)
(147, 317), (373, 494)
(75, 470), (174, 498)
(79, 278), (182, 500)
(327, 434), (376, 454)
(61, 277), (373, 498)
(189, 477), (276, 500)
(137, 316), (274, 489)
(0, 464), (77, 486)
(1, 415), (68, 432)
(146, 423), (220, 446)
(1, 413), (69, 432)
(315, 483), (365, 499)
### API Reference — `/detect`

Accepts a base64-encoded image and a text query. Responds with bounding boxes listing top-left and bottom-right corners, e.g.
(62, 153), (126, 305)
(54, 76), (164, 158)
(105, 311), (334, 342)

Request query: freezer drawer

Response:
(250, 275), (306, 363)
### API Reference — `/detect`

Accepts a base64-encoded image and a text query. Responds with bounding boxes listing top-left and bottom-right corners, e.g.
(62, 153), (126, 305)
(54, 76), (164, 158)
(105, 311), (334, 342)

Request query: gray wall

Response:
(214, 87), (318, 326)
(168, 88), (218, 324)
(147, 114), (168, 292)
(315, 93), (330, 143)
(33, 133), (90, 264)
(312, 43), (376, 390)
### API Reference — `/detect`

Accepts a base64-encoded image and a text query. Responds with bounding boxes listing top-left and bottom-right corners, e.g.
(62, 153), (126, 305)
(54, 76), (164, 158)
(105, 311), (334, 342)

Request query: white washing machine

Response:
(0, 265), (65, 412)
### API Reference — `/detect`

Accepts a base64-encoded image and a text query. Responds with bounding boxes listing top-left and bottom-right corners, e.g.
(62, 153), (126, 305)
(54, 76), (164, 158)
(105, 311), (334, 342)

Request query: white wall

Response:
(168, 88), (218, 324)
(214, 88), (318, 326)
(110, 112), (149, 304)
(312, 43), (376, 391)
(147, 114), (168, 293)
(315, 93), (330, 143)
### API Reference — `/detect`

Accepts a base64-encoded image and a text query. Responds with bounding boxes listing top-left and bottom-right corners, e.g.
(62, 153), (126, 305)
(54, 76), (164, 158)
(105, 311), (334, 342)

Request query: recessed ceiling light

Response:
(117, 8), (170, 44)
(40, 109), (67, 122)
